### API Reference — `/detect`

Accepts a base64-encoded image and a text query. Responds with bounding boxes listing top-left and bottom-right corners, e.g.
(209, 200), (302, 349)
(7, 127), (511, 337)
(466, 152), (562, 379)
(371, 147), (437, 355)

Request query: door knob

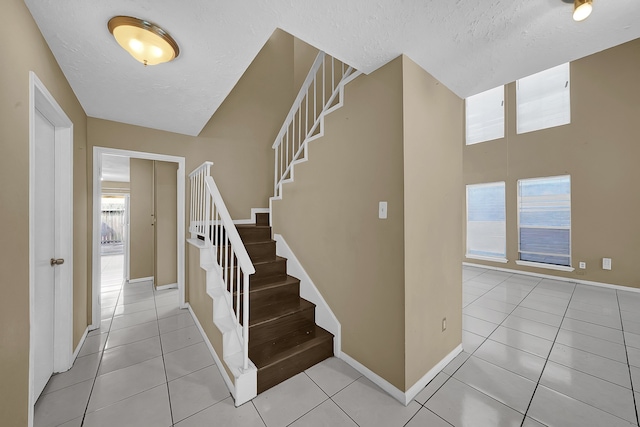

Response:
(50, 258), (65, 266)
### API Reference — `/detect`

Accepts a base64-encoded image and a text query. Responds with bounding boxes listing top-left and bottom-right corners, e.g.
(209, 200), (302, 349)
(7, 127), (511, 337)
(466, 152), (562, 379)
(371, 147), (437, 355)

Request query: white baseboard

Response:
(128, 276), (154, 284)
(273, 234), (341, 356)
(403, 344), (462, 404)
(156, 282), (178, 291)
(463, 262), (640, 293)
(233, 208), (270, 225)
(340, 344), (462, 406)
(185, 303), (236, 398)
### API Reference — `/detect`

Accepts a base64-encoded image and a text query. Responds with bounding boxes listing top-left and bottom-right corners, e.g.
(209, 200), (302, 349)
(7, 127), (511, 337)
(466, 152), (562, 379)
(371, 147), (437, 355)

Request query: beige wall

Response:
(0, 0), (89, 424)
(87, 28), (296, 222)
(187, 245), (233, 381)
(129, 159), (155, 280)
(155, 161), (178, 287)
(273, 57), (407, 390)
(402, 56), (463, 386)
(87, 29), (298, 385)
(293, 37), (319, 93)
(463, 39), (640, 288)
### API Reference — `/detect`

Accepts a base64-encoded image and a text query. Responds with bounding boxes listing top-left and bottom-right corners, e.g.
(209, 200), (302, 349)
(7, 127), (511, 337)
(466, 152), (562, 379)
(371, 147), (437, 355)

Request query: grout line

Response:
(616, 289), (640, 426)
(153, 281), (175, 426)
(519, 281), (577, 426)
(79, 262), (125, 426)
(302, 369), (363, 426)
(251, 400), (268, 426)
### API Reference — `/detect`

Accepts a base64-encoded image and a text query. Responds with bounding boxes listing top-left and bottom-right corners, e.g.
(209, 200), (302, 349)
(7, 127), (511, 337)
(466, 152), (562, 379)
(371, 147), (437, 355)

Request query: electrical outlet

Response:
(603, 258), (612, 270)
(579, 262), (586, 269)
(442, 318), (447, 332)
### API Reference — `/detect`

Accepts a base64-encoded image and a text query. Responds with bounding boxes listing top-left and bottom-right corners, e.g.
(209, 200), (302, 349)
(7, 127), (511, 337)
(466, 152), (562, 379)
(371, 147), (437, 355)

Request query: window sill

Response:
(515, 260), (575, 272)
(465, 254), (508, 264)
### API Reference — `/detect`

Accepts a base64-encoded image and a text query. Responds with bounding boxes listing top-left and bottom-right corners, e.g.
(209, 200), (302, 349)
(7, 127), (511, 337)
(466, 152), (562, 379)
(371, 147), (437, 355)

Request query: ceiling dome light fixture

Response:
(108, 16), (179, 66)
(573, 0), (593, 21)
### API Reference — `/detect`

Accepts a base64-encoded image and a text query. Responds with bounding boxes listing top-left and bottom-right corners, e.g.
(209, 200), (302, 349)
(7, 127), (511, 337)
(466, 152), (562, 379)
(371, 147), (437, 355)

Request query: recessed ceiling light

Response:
(108, 16), (179, 66)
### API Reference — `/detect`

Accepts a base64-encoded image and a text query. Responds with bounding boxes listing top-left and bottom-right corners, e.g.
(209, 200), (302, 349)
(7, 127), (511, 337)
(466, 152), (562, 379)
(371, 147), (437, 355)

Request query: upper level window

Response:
(466, 86), (504, 145)
(516, 63), (570, 134)
(517, 175), (571, 268)
(466, 182), (506, 261)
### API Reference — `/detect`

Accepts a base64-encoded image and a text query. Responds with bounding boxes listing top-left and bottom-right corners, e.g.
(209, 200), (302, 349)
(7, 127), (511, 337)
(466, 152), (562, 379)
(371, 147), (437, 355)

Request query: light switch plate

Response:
(603, 258), (612, 270)
(579, 262), (586, 269)
(379, 201), (387, 219)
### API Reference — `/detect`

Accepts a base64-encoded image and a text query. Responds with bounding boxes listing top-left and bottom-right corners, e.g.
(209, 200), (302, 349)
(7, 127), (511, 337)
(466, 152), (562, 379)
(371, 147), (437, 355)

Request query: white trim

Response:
(463, 262), (640, 293)
(340, 353), (405, 404)
(515, 260), (575, 272)
(341, 344), (462, 406)
(127, 276), (154, 284)
(232, 208), (270, 225)
(92, 147), (187, 332)
(185, 303), (236, 398)
(465, 254), (508, 264)
(403, 344), (463, 404)
(156, 282), (178, 291)
(273, 234), (341, 356)
(233, 208), (271, 224)
(28, 72), (74, 427)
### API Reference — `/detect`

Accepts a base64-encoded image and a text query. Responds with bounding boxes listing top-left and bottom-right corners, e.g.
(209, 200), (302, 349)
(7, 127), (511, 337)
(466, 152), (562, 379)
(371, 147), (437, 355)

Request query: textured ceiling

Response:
(25, 0), (640, 136)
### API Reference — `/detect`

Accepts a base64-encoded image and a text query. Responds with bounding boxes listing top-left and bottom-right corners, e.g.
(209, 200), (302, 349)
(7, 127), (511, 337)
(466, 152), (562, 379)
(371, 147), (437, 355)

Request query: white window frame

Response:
(516, 62), (571, 134)
(465, 85), (505, 145)
(516, 175), (574, 272)
(466, 181), (507, 263)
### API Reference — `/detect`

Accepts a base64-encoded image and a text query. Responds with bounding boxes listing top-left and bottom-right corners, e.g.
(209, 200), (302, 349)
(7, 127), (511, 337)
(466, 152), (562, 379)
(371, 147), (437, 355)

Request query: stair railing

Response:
(272, 52), (356, 198)
(189, 162), (255, 370)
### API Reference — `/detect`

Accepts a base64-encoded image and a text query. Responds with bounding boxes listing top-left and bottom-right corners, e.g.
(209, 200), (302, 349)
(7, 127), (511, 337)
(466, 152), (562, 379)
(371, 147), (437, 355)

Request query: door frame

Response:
(91, 148), (186, 329)
(28, 72), (74, 420)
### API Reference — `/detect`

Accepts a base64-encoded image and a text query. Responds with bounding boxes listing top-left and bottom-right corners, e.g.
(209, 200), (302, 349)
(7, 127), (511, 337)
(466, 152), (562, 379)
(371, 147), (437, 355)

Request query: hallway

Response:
(34, 261), (640, 426)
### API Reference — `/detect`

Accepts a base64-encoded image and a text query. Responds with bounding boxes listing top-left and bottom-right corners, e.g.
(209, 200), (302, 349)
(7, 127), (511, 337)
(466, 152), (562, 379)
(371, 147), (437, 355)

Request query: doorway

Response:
(91, 148), (185, 330)
(28, 72), (74, 422)
(101, 194), (127, 281)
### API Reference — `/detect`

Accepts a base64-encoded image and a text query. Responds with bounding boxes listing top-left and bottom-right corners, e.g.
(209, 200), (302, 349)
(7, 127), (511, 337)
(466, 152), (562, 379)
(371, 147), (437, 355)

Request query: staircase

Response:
(237, 212), (333, 393)
(188, 49), (356, 403)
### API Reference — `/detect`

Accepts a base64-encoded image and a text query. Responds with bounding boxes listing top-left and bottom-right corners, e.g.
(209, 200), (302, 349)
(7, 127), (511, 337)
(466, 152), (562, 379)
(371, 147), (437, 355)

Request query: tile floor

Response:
(35, 259), (640, 426)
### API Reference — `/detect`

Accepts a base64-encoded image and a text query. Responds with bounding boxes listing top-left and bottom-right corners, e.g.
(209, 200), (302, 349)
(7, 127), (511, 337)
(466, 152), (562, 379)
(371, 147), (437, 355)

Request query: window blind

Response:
(466, 86), (504, 145)
(518, 175), (571, 266)
(516, 63), (570, 134)
(467, 182), (506, 259)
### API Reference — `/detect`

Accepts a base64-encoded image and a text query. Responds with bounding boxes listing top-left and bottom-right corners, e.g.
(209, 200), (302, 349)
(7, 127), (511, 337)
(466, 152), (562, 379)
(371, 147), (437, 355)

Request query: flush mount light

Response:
(572, 0), (593, 21)
(108, 16), (179, 66)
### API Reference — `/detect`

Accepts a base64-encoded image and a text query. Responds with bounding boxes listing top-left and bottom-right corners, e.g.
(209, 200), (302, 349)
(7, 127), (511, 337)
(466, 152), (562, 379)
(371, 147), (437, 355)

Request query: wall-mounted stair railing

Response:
(272, 52), (358, 198)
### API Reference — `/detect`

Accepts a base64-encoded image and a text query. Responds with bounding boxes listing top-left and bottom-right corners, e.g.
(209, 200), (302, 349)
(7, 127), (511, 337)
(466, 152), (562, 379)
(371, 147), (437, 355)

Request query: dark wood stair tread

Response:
(246, 275), (299, 294)
(250, 256), (288, 285)
(249, 325), (333, 369)
(249, 298), (315, 327)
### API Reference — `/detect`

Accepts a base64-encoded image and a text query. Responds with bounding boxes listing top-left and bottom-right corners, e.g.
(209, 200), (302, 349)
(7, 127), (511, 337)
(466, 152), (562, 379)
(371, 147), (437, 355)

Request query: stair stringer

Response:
(272, 234), (342, 357)
(270, 70), (362, 212)
(187, 238), (257, 406)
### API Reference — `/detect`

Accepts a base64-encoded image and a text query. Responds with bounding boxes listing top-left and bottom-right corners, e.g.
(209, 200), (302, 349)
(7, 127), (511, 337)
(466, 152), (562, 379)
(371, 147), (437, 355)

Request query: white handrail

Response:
(189, 162), (213, 237)
(189, 163), (254, 370)
(272, 51), (356, 197)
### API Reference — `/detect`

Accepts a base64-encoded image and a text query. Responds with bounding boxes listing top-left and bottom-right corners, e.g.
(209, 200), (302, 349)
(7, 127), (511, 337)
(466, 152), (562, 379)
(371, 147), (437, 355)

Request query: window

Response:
(466, 182), (506, 261)
(516, 63), (570, 134)
(465, 86), (504, 145)
(517, 175), (571, 268)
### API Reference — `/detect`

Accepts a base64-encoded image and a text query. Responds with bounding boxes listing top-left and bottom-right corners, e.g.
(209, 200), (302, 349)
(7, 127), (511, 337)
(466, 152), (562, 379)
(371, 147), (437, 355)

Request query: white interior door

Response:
(33, 108), (56, 400)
